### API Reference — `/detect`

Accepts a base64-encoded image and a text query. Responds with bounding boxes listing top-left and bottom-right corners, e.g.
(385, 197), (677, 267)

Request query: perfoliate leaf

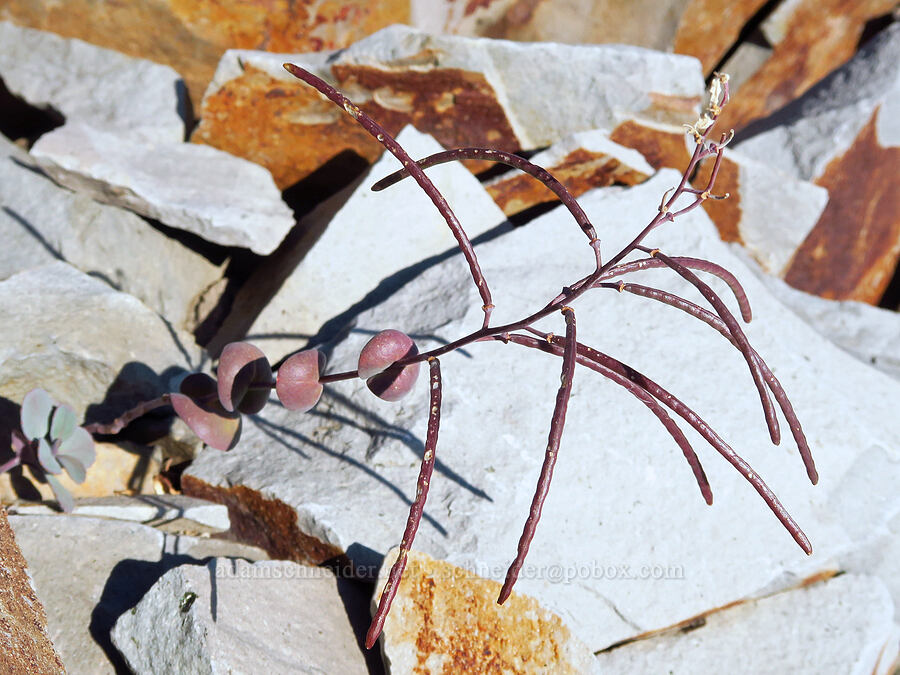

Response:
(37, 438), (62, 475)
(170, 393), (242, 451)
(21, 389), (53, 439)
(45, 474), (74, 513)
(50, 404), (78, 441)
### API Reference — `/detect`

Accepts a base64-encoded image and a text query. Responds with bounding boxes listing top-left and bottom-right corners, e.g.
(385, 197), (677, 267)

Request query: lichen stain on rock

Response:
(181, 474), (342, 564)
(610, 120), (691, 171)
(488, 148), (649, 216)
(332, 64), (521, 154)
(784, 108), (900, 303)
(382, 551), (583, 674)
(192, 65), (382, 188)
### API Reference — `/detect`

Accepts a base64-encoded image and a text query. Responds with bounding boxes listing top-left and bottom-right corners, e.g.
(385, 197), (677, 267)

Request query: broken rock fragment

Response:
(31, 122), (295, 255)
(193, 24), (704, 188)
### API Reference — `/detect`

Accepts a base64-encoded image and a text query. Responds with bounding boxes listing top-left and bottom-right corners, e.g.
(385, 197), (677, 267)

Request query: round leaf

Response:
(21, 388), (53, 439)
(50, 404), (78, 441)
(357, 330), (417, 379)
(217, 342), (273, 414)
(171, 393), (242, 451)
(37, 438), (62, 475)
(58, 455), (87, 484)
(57, 427), (95, 469)
(45, 474), (74, 513)
(276, 350), (325, 412)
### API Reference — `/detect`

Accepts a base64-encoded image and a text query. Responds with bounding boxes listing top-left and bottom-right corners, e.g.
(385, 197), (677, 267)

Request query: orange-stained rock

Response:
(193, 25), (704, 188)
(714, 0), (896, 134)
(374, 548), (597, 673)
(485, 130), (653, 217)
(181, 474), (343, 564)
(0, 506), (66, 674)
(785, 111), (900, 303)
(672, 0), (769, 75)
(0, 442), (161, 506)
(0, 0), (408, 107)
(609, 119), (693, 171)
(693, 154), (742, 243)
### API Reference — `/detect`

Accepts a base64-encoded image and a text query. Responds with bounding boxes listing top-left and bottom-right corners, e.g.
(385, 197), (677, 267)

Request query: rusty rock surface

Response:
(374, 548), (599, 674)
(0, 0), (408, 107)
(192, 24), (704, 188)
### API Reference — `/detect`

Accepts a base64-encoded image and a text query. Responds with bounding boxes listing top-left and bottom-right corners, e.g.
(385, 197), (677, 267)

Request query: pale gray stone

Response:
(0, 135), (223, 330)
(726, 149), (829, 276)
(9, 495), (230, 534)
(31, 122), (295, 255)
(749, 262), (900, 381)
(186, 171), (900, 651)
(209, 24), (705, 150)
(0, 21), (184, 142)
(228, 126), (506, 363)
(10, 514), (269, 675)
(0, 261), (199, 421)
(594, 574), (899, 674)
(112, 558), (369, 675)
(737, 22), (900, 179)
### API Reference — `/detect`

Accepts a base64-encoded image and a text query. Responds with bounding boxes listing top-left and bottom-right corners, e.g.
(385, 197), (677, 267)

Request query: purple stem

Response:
(365, 357), (442, 648)
(637, 246), (780, 446)
(83, 394), (172, 436)
(498, 307), (577, 604)
(603, 282), (816, 483)
(509, 332), (713, 505)
(282, 63), (495, 328)
(371, 147), (602, 268)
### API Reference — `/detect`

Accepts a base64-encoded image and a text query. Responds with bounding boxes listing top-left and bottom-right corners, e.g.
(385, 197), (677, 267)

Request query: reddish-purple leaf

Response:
(276, 350), (326, 412)
(170, 393), (242, 452)
(217, 342), (273, 414)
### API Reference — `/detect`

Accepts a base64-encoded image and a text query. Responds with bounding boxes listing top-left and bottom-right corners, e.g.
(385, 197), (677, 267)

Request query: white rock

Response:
(0, 135), (222, 330)
(747, 261), (900, 381)
(111, 558), (369, 674)
(210, 23), (705, 149)
(220, 125), (507, 362)
(10, 515), (269, 675)
(0, 21), (184, 142)
(736, 22), (900, 179)
(726, 149), (829, 276)
(594, 574), (899, 674)
(186, 171), (900, 651)
(0, 261), (199, 420)
(30, 123), (295, 255)
(523, 129), (654, 177)
(9, 495), (230, 534)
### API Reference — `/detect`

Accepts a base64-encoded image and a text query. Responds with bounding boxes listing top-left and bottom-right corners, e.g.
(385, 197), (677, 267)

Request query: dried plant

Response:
(86, 69), (817, 649)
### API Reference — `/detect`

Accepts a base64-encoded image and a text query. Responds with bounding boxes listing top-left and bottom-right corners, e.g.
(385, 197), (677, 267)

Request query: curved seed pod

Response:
(217, 342), (273, 414)
(358, 330), (420, 401)
(276, 350), (326, 412)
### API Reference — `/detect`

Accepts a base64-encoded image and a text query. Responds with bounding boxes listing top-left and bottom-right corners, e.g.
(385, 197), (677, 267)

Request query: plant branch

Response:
(83, 394), (172, 436)
(282, 63), (495, 328)
(498, 307), (577, 604)
(366, 357), (443, 648)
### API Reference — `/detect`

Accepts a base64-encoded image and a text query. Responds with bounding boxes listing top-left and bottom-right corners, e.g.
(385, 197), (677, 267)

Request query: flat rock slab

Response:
(0, 135), (223, 330)
(216, 125), (507, 362)
(751, 266), (900, 382)
(9, 494), (230, 534)
(0, 21), (184, 142)
(112, 558), (370, 675)
(31, 122), (294, 255)
(375, 548), (599, 674)
(484, 128), (653, 217)
(0, 261), (199, 422)
(10, 514), (269, 674)
(714, 0), (896, 134)
(185, 170), (900, 651)
(736, 22), (900, 304)
(0, 508), (65, 674)
(595, 573), (899, 674)
(193, 24), (704, 188)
